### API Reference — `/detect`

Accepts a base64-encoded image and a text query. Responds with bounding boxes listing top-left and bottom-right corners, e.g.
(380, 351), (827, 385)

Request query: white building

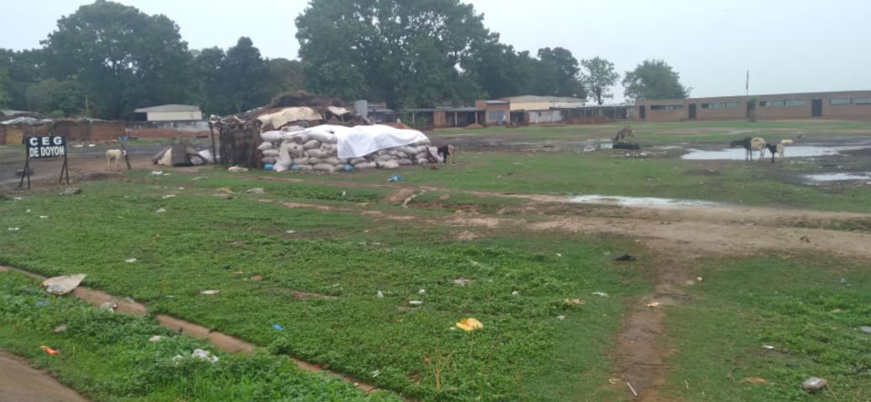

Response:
(134, 104), (203, 121)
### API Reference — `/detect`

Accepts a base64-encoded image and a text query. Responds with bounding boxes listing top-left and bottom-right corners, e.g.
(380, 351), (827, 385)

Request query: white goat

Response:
(106, 149), (126, 170)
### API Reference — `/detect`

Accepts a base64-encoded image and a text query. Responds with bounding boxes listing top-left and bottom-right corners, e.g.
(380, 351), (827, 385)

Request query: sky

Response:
(2, 0), (870, 101)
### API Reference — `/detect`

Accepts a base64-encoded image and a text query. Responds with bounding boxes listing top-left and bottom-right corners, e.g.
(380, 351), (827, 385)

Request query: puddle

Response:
(682, 145), (871, 161)
(567, 195), (721, 208)
(804, 172), (871, 182)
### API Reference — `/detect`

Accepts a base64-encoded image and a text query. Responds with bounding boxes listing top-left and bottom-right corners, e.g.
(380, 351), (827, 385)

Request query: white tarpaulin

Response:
(257, 107), (322, 129)
(307, 125), (430, 159)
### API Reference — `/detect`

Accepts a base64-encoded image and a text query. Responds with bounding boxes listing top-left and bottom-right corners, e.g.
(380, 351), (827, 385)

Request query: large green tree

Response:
(0, 49), (45, 110)
(25, 79), (89, 116)
(219, 37), (270, 114)
(266, 58), (306, 98)
(581, 57), (619, 105)
(192, 47), (229, 115)
(41, 0), (194, 119)
(534, 47), (585, 98)
(622, 59), (690, 101)
(465, 42), (534, 99)
(296, 0), (491, 108)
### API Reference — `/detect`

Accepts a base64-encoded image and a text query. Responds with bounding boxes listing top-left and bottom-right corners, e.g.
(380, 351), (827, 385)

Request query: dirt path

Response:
(0, 351), (89, 402)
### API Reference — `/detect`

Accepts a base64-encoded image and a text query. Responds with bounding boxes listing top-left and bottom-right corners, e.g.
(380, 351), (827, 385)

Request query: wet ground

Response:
(0, 351), (89, 402)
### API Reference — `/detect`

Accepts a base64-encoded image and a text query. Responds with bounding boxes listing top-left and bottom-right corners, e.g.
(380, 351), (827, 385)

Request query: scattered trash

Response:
(419, 289), (426, 295)
(860, 326), (871, 334)
(87, 144), (95, 147)
(647, 302), (661, 308)
(802, 377), (827, 391)
(556, 315), (566, 321)
(246, 188), (266, 195)
(272, 324), (285, 331)
(39, 216), (48, 219)
(742, 377), (770, 385)
(155, 208), (166, 214)
(40, 346), (60, 356)
(564, 298), (584, 306)
(685, 280), (696, 286)
(614, 254), (636, 262)
(192, 176), (207, 181)
(341, 191), (347, 197)
(35, 300), (50, 307)
(387, 175), (405, 182)
(800, 236), (811, 244)
(26, 209), (31, 214)
(455, 318), (483, 332)
(7, 227), (19, 232)
(249, 275), (262, 281)
(839, 277), (850, 286)
(162, 195), (176, 199)
(60, 188), (82, 196)
(511, 291), (520, 296)
(592, 292), (609, 297)
(42, 274), (86, 295)
(201, 290), (220, 295)
(14, 197), (24, 201)
(100, 302), (117, 311)
(149, 335), (164, 342)
(603, 252), (611, 256)
(453, 278), (472, 286)
(408, 300), (423, 306)
(377, 290), (384, 298)
(556, 253), (563, 257)
(125, 258), (137, 263)
(228, 166), (249, 173)
(191, 349), (219, 363)
(627, 382), (638, 397)
(53, 325), (68, 333)
(151, 171), (165, 175)
(697, 277), (704, 282)
(449, 327), (457, 331)
(371, 369), (381, 378)
(763, 345), (776, 350)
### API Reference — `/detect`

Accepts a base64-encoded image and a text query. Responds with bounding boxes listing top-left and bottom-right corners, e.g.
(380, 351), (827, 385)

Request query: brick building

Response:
(636, 90), (871, 122)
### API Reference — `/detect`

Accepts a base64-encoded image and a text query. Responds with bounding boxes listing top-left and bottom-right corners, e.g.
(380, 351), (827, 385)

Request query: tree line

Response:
(0, 0), (690, 120)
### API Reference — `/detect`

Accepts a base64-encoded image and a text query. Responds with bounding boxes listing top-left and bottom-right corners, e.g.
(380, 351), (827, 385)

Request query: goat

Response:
(106, 149), (126, 170)
(614, 126), (633, 142)
(437, 145), (455, 164)
(764, 143), (785, 163)
(730, 137), (767, 161)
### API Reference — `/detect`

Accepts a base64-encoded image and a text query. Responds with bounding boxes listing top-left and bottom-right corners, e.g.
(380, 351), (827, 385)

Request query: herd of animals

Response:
(614, 125), (794, 163)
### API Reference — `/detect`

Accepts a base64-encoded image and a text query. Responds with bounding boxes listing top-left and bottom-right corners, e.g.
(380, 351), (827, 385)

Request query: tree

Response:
(465, 42), (533, 99)
(0, 49), (45, 110)
(581, 57), (619, 105)
(0, 68), (11, 108)
(42, 0), (194, 119)
(296, 0), (492, 108)
(534, 47), (585, 98)
(622, 59), (690, 101)
(25, 79), (89, 116)
(192, 47), (229, 115)
(266, 58), (305, 98)
(219, 37), (270, 114)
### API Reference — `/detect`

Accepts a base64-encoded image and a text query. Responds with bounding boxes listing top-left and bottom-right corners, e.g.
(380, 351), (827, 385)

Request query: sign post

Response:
(20, 134), (68, 190)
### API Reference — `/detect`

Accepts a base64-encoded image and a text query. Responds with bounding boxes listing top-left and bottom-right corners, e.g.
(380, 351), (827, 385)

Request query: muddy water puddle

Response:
(803, 172), (871, 183)
(567, 195), (721, 208)
(682, 145), (871, 161)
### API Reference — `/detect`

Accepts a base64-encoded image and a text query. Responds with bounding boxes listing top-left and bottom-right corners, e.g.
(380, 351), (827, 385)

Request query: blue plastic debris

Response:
(35, 300), (50, 307)
(272, 324), (285, 331)
(344, 164), (355, 172)
(290, 164), (300, 171)
(388, 175), (406, 182)
(264, 164), (274, 171)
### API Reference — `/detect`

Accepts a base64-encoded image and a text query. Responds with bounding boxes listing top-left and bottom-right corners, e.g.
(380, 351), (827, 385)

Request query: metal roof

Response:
(501, 95), (585, 103)
(134, 104), (201, 113)
(405, 107), (484, 112)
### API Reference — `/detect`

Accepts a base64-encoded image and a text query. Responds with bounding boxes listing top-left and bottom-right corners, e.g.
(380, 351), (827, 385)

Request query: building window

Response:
(785, 100), (806, 106)
(701, 102), (740, 109)
(760, 100), (785, 107)
(830, 98), (852, 105)
(650, 104), (684, 111)
(854, 97), (871, 105)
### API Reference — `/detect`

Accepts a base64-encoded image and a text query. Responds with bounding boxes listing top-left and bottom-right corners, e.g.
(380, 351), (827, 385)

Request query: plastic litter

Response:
(162, 195), (176, 199)
(511, 291), (520, 296)
(802, 377), (827, 391)
(40, 346), (60, 355)
(35, 300), (50, 307)
(26, 209), (31, 214)
(409, 300), (423, 306)
(286, 230), (296, 234)
(564, 298), (584, 306)
(42, 274), (86, 295)
(150, 171), (164, 175)
(387, 175), (405, 182)
(556, 315), (566, 321)
(8, 227), (19, 232)
(201, 290), (220, 295)
(763, 345), (776, 350)
(191, 349), (219, 363)
(377, 291), (384, 298)
(592, 292), (609, 297)
(54, 325), (68, 333)
(455, 318), (483, 332)
(228, 166), (249, 173)
(149, 335), (164, 342)
(272, 324), (285, 331)
(264, 163), (275, 171)
(246, 188), (266, 195)
(860, 326), (871, 334)
(100, 302), (117, 311)
(125, 258), (137, 263)
(419, 289), (426, 295)
(647, 302), (661, 308)
(39, 216), (49, 219)
(155, 208), (166, 214)
(453, 278), (472, 286)
(371, 369), (381, 378)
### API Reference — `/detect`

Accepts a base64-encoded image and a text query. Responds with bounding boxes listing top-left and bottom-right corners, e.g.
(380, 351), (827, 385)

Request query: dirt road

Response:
(0, 351), (89, 402)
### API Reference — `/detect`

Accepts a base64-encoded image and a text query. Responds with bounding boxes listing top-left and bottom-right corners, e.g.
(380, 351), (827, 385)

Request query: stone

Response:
(860, 326), (871, 334)
(246, 188), (266, 195)
(802, 377), (827, 391)
(60, 188), (82, 196)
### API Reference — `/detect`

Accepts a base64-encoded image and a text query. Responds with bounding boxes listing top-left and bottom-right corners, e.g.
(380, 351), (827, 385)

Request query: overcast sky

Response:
(2, 0), (869, 101)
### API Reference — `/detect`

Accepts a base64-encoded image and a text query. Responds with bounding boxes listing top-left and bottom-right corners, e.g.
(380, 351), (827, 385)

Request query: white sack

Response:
(261, 131), (282, 142)
(257, 142), (274, 151)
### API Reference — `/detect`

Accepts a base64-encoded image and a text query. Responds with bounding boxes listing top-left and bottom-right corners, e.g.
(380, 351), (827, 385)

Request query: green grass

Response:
(0, 180), (648, 401)
(661, 255), (871, 401)
(0, 271), (395, 401)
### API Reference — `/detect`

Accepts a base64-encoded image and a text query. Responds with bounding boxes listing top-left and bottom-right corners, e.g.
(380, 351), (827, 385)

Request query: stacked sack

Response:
(258, 126), (441, 173)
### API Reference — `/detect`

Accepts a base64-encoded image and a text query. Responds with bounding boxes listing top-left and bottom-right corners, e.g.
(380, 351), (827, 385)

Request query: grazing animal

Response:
(730, 137), (767, 161)
(614, 126), (633, 142)
(106, 149), (126, 170)
(437, 145), (455, 164)
(764, 143), (785, 163)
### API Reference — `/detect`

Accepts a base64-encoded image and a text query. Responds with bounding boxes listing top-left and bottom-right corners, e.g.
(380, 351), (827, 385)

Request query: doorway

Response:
(812, 99), (823, 117)
(639, 106), (646, 120)
(688, 104), (697, 120)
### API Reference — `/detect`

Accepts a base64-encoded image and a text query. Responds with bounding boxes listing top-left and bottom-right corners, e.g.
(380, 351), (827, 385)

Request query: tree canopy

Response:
(622, 59), (691, 101)
(582, 57), (620, 105)
(534, 47), (586, 98)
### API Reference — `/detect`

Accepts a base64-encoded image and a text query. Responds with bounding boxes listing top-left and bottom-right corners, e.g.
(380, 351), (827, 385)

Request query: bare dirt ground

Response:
(0, 351), (90, 402)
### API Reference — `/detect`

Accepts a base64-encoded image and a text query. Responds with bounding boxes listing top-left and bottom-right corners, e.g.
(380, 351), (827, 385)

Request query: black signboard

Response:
(19, 135), (69, 190)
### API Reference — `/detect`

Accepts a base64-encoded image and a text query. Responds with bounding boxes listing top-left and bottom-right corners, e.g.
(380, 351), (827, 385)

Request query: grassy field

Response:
(2, 119), (871, 401)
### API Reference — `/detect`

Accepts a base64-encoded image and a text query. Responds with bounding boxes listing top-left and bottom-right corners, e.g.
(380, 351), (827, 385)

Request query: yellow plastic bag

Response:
(456, 318), (483, 332)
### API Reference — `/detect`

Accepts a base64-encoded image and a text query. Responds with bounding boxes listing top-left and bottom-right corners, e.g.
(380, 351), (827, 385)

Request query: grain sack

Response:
(307, 130), (337, 144)
(350, 157), (367, 165)
(307, 157), (323, 165)
(313, 163), (337, 173)
(296, 164), (313, 171)
(415, 146), (429, 153)
(261, 131), (282, 142)
(354, 162), (377, 170)
(379, 161), (400, 170)
(399, 158), (413, 165)
(257, 142), (273, 151)
(275, 143), (292, 172)
(261, 156), (277, 164)
(303, 140), (321, 149)
(416, 157), (429, 165)
(294, 157), (310, 165)
(416, 152), (429, 160)
(334, 164), (345, 171)
(281, 125), (306, 133)
(307, 149), (330, 158)
(262, 149), (280, 157)
(397, 146), (418, 155)
(323, 156), (341, 165)
(288, 143), (305, 158)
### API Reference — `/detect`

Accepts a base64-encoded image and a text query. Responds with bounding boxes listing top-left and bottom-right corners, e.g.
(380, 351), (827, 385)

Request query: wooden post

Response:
(18, 156), (30, 190)
(209, 122), (218, 165)
(59, 150), (70, 184)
